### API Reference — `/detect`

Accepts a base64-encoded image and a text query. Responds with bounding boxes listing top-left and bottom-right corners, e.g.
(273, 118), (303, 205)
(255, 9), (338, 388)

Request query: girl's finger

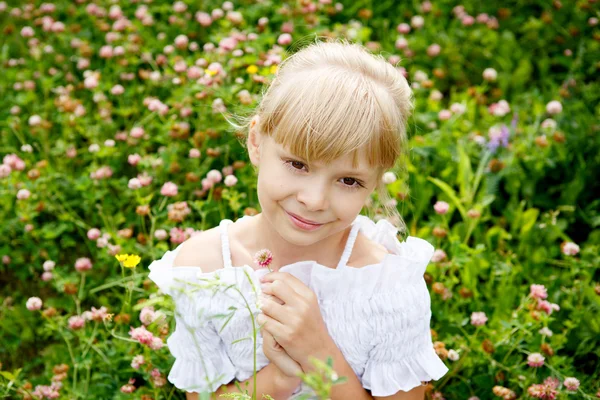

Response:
(259, 295), (290, 324)
(256, 312), (286, 344)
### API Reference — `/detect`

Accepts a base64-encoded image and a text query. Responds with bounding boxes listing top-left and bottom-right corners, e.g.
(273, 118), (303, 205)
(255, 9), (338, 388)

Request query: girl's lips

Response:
(287, 211), (322, 225)
(285, 211), (325, 231)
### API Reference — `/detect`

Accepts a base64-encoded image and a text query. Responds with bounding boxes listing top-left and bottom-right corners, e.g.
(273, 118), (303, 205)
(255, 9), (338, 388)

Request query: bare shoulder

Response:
(346, 231), (390, 268)
(172, 226), (225, 273)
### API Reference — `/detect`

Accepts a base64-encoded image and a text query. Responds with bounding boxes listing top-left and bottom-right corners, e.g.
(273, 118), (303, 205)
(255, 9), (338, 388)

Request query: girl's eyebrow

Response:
(336, 169), (371, 177)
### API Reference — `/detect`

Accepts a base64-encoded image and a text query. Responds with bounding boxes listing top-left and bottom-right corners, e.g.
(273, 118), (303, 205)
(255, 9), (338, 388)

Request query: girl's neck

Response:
(248, 213), (351, 270)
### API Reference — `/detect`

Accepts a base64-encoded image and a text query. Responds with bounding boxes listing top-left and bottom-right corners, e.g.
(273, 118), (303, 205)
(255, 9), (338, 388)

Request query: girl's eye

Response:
(341, 177), (364, 190)
(342, 177), (358, 186)
(290, 161), (306, 170)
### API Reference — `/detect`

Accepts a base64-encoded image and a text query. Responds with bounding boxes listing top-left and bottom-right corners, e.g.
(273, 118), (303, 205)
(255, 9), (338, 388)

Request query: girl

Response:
(148, 39), (448, 400)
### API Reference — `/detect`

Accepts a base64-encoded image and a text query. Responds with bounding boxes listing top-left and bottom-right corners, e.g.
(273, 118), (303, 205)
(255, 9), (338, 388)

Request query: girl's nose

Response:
(296, 185), (329, 212)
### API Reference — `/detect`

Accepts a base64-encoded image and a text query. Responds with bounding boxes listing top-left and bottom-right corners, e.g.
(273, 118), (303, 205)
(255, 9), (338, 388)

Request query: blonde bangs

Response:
(259, 67), (403, 171)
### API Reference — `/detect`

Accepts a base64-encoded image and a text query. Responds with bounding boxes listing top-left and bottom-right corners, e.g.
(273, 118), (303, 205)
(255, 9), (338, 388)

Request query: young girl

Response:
(148, 39), (448, 400)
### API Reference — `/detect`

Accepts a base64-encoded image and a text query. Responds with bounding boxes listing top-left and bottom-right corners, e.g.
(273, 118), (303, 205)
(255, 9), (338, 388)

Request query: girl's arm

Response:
(183, 363), (301, 400)
(213, 363), (302, 399)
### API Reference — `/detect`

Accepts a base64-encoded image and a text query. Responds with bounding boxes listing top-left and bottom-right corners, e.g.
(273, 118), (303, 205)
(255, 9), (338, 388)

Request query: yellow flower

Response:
(123, 255), (141, 268)
(246, 65), (258, 74)
(115, 254), (141, 268)
(270, 65), (278, 74)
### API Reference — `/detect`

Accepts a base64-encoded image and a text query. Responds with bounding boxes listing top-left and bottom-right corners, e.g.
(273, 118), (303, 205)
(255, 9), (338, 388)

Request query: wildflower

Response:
(21, 26), (35, 38)
(543, 377), (560, 389)
(530, 284), (548, 299)
(29, 115), (42, 126)
(131, 355), (145, 370)
(68, 315), (85, 330)
(527, 353), (545, 367)
(448, 349), (459, 361)
(427, 44), (441, 57)
(467, 209), (481, 218)
(26, 297), (43, 311)
(168, 201), (191, 222)
(174, 34), (189, 49)
(411, 15), (424, 29)
(115, 254), (141, 268)
(563, 377), (579, 391)
(488, 100), (511, 117)
(434, 201), (450, 215)
(382, 172), (397, 184)
(536, 299), (560, 315)
(128, 178), (142, 190)
(546, 101), (562, 115)
(160, 182), (178, 197)
(470, 311), (487, 326)
(129, 325), (154, 346)
(277, 33), (292, 46)
(17, 189), (31, 200)
(527, 383), (557, 399)
(246, 65), (258, 74)
(140, 306), (156, 326)
(450, 103), (466, 115)
(538, 327), (553, 337)
(111, 84), (124, 95)
(254, 249), (273, 271)
(151, 368), (167, 387)
(130, 127), (144, 138)
(487, 125), (510, 152)
(438, 109), (452, 120)
(561, 242), (579, 256)
(224, 175), (238, 187)
(431, 249), (447, 263)
(75, 257), (93, 272)
(120, 379), (136, 393)
(154, 229), (168, 240)
(207, 169), (223, 183)
(483, 68), (498, 81)
(492, 386), (516, 400)
(149, 336), (164, 350)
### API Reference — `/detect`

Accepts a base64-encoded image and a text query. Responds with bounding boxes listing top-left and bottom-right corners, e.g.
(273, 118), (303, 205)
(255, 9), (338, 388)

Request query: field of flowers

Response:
(1, 0), (599, 399)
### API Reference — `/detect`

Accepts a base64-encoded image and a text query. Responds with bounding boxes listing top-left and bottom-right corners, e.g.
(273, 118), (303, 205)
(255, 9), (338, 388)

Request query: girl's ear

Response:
(247, 115), (262, 166)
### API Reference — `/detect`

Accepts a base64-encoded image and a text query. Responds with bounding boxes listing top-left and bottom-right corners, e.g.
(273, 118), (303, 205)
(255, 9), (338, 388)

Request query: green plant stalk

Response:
(227, 284), (259, 400)
(463, 218), (478, 245)
(83, 365), (91, 398)
(81, 322), (99, 360)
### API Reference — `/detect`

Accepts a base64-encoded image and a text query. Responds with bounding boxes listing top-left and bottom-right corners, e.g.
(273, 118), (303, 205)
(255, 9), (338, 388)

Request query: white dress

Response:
(147, 215), (449, 398)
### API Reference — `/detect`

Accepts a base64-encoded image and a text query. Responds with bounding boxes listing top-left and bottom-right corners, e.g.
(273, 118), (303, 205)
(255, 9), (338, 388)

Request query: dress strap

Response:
(219, 219), (234, 269)
(336, 218), (362, 268)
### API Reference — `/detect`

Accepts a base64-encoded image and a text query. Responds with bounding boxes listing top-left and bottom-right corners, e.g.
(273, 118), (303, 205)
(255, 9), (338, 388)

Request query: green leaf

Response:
(457, 143), (473, 202)
(427, 177), (467, 220)
(520, 208), (539, 236)
(0, 371), (15, 381)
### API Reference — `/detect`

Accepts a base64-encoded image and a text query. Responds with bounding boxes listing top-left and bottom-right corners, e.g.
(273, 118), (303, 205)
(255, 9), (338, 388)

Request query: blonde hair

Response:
(230, 38), (414, 233)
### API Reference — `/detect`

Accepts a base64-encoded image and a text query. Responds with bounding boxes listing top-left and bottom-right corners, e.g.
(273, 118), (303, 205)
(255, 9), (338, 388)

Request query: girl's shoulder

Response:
(171, 224), (225, 272)
(346, 231), (390, 269)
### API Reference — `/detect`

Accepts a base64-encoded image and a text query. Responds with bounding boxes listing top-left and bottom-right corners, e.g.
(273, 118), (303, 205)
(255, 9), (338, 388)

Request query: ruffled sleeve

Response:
(359, 218), (449, 396)
(147, 244), (237, 394)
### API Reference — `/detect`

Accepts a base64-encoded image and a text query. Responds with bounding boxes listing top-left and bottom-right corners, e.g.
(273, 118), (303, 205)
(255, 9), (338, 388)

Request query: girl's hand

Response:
(257, 272), (335, 372)
(259, 293), (303, 378)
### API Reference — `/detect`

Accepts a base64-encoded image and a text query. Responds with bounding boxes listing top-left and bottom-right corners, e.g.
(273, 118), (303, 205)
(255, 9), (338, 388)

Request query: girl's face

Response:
(249, 128), (380, 247)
